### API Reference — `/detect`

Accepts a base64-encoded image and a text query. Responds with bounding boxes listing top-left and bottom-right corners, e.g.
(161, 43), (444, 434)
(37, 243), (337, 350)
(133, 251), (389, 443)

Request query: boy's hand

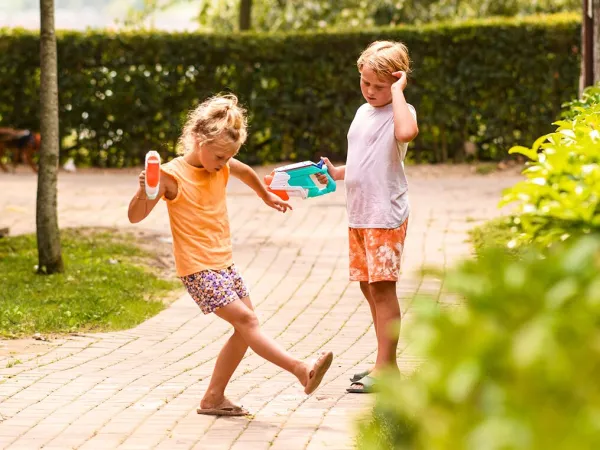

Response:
(262, 192), (292, 213)
(316, 157), (339, 184)
(391, 71), (407, 92)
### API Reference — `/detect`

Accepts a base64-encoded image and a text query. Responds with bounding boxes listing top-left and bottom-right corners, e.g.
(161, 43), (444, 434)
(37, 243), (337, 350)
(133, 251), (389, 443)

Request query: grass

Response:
(0, 229), (180, 338)
(468, 215), (522, 258)
(6, 359), (22, 368)
(474, 162), (498, 175)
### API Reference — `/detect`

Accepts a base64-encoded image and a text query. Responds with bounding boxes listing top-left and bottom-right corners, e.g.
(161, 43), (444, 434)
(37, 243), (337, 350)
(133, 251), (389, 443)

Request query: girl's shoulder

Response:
(161, 157), (188, 180)
(162, 156), (183, 170)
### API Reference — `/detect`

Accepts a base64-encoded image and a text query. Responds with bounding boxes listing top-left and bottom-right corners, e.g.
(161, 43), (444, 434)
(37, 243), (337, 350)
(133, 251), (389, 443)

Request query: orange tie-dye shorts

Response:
(348, 219), (409, 283)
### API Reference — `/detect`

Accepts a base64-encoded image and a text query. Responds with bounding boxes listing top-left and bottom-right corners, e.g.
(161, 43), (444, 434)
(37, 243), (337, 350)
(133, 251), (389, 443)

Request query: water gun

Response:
(264, 160), (336, 201)
(145, 150), (161, 200)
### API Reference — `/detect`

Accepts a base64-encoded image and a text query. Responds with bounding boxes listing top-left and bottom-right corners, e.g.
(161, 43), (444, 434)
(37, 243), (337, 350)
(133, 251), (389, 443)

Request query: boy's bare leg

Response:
(370, 281), (401, 372)
(200, 296), (253, 409)
(360, 281), (378, 337)
(360, 281), (378, 373)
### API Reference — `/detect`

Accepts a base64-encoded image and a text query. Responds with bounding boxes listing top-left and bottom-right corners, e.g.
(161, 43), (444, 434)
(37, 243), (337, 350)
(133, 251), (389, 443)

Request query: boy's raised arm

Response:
(391, 71), (419, 143)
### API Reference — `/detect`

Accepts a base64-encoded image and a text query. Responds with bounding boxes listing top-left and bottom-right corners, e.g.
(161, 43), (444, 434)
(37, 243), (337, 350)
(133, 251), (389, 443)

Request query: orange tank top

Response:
(161, 157), (233, 277)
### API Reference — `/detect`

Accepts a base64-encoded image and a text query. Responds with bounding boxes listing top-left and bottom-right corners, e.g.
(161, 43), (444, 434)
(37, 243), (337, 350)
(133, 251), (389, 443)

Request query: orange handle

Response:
(146, 157), (160, 188)
(264, 172), (289, 201)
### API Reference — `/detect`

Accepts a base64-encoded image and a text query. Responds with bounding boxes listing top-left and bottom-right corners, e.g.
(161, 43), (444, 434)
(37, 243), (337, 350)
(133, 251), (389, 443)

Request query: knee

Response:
(369, 281), (397, 302)
(233, 309), (259, 331)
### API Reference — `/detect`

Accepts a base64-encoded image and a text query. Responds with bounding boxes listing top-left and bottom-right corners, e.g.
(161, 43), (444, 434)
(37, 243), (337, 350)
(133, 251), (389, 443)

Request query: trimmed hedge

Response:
(0, 13), (580, 167)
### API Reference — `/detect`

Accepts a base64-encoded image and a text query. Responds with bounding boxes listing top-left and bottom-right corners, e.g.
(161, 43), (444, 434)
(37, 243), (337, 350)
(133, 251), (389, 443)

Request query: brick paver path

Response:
(0, 165), (522, 449)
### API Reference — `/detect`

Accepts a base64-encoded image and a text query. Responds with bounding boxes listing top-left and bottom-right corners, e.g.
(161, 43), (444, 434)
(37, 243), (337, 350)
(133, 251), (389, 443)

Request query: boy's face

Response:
(360, 66), (394, 107)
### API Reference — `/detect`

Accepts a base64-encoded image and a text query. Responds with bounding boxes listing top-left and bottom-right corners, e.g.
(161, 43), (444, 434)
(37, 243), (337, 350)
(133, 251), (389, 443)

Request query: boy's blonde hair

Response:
(178, 93), (248, 155)
(357, 40), (411, 79)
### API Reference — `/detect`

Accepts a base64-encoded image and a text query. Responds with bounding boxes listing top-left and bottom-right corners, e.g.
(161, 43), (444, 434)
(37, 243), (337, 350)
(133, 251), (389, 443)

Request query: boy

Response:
(320, 40), (418, 393)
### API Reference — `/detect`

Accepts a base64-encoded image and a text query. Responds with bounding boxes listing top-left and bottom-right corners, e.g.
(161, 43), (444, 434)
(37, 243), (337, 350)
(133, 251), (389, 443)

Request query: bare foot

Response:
(200, 392), (226, 410)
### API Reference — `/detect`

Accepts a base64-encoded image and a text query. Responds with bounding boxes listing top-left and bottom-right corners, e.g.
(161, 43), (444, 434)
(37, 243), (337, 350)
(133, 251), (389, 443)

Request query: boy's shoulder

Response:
(355, 102), (371, 114)
(352, 102), (417, 121)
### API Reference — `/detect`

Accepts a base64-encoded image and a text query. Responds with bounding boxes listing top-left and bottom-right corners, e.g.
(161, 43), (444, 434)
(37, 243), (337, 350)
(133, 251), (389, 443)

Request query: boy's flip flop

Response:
(304, 351), (334, 395)
(196, 398), (249, 416)
(346, 375), (377, 394)
(349, 369), (371, 383)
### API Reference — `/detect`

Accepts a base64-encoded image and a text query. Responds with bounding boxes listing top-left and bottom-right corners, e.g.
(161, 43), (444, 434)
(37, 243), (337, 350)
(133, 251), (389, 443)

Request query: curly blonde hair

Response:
(178, 93), (248, 155)
(357, 40), (411, 80)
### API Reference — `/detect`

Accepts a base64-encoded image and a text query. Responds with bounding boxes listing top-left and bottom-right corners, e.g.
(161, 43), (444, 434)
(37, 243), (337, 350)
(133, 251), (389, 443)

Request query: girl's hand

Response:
(391, 71), (408, 92)
(138, 170), (147, 199)
(263, 192), (292, 213)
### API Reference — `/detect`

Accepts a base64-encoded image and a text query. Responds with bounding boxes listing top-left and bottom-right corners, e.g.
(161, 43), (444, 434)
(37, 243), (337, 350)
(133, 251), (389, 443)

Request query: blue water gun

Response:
(264, 159), (336, 201)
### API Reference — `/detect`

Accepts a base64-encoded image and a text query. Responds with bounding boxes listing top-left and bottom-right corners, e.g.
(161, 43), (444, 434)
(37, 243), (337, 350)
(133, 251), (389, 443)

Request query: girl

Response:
(128, 93), (333, 416)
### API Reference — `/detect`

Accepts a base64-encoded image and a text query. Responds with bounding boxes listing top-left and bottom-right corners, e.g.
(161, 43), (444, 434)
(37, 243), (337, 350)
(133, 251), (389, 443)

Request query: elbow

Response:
(395, 126), (419, 143)
(128, 211), (140, 224)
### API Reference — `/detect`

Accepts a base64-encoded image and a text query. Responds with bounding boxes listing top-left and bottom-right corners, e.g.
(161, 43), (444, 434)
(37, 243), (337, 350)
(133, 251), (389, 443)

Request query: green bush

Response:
(561, 82), (600, 119)
(358, 235), (600, 450)
(0, 13), (580, 167)
(500, 83), (600, 248)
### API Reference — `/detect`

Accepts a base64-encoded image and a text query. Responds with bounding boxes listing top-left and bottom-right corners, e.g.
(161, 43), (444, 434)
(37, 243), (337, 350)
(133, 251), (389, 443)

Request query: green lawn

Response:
(469, 216), (519, 257)
(0, 229), (180, 338)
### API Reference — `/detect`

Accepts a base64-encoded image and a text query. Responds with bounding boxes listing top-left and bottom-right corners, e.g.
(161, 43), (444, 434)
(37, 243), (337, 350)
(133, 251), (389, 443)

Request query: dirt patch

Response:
(111, 228), (184, 306)
(0, 338), (59, 357)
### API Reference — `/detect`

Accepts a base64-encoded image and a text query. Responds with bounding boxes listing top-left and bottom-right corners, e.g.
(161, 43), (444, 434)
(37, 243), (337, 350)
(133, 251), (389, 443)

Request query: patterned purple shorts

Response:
(180, 265), (249, 314)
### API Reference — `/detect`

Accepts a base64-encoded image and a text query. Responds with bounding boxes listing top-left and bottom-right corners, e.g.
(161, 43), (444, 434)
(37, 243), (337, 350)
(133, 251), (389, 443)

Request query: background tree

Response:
(121, 0), (580, 32)
(37, 0), (64, 274)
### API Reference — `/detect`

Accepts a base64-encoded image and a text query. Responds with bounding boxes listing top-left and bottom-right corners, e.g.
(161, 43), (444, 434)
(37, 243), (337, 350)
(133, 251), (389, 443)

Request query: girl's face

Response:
(360, 66), (394, 107)
(195, 139), (238, 173)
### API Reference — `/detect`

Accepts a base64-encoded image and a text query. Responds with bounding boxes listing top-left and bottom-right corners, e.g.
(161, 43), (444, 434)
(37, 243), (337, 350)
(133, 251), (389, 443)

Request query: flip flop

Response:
(304, 351), (334, 395)
(346, 375), (377, 394)
(349, 369), (371, 383)
(196, 398), (249, 416)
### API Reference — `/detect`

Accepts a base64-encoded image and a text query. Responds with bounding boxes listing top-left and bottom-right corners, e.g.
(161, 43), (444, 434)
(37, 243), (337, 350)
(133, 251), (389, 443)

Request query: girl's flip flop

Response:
(304, 351), (334, 395)
(197, 398), (249, 416)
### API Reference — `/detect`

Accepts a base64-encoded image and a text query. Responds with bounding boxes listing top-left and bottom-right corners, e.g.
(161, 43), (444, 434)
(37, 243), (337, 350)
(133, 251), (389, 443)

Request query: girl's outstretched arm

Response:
(229, 158), (292, 213)
(128, 170), (177, 223)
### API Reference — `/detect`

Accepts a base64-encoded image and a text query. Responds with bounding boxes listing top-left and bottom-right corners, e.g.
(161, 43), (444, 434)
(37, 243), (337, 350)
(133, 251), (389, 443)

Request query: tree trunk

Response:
(37, 0), (64, 274)
(239, 0), (252, 30)
(594, 0), (600, 83)
(582, 0), (600, 92)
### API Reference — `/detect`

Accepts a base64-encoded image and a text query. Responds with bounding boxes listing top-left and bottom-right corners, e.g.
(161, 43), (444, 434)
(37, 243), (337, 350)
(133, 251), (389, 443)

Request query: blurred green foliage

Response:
(358, 235), (600, 450)
(500, 83), (600, 248)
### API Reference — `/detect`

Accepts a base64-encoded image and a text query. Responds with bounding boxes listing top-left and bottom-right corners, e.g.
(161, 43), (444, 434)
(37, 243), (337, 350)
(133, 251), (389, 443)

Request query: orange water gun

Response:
(145, 151), (161, 200)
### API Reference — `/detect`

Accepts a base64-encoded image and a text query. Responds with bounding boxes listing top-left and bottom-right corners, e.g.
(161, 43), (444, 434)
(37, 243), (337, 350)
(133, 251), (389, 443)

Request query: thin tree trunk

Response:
(239, 0), (252, 30)
(594, 0), (600, 83)
(37, 0), (64, 274)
